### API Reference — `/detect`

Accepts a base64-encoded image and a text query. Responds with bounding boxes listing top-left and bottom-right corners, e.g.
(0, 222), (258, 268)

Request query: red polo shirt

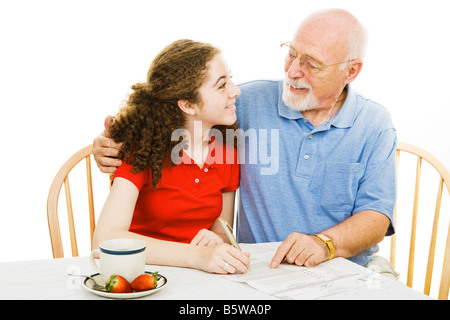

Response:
(113, 140), (239, 243)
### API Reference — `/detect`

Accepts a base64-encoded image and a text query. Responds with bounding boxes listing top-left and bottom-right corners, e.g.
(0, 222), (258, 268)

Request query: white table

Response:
(0, 242), (431, 301)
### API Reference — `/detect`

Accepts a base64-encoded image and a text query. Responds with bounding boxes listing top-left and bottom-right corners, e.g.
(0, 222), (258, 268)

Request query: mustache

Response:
(284, 75), (312, 90)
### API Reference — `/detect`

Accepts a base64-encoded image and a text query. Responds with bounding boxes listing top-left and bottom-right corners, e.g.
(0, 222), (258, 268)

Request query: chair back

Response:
(47, 145), (95, 258)
(389, 142), (450, 300)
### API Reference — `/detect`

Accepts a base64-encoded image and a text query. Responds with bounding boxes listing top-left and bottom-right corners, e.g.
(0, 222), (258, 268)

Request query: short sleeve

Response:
(113, 161), (150, 191)
(353, 128), (397, 235)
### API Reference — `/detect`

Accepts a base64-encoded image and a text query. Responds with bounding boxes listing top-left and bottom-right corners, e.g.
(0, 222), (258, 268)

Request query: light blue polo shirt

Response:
(235, 80), (397, 266)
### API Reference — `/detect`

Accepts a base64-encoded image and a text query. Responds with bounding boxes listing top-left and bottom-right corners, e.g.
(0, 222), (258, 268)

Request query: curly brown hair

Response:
(108, 39), (238, 188)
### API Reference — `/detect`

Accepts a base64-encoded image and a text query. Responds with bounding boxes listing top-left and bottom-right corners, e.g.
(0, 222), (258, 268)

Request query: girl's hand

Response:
(197, 243), (251, 274)
(190, 229), (224, 247)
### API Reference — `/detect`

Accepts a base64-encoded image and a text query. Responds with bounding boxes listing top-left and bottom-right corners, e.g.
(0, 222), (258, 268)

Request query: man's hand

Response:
(270, 232), (331, 268)
(92, 115), (123, 173)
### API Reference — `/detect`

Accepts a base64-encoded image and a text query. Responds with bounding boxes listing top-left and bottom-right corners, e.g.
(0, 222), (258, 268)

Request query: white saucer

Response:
(82, 272), (167, 299)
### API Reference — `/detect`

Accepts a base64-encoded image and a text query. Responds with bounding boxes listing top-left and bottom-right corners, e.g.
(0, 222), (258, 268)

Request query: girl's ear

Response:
(177, 100), (196, 115)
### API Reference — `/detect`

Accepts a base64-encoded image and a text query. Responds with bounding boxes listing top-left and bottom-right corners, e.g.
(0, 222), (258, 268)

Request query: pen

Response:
(218, 218), (251, 271)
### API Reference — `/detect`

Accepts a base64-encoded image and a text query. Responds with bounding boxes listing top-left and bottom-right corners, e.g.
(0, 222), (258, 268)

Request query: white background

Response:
(1, 0), (449, 296)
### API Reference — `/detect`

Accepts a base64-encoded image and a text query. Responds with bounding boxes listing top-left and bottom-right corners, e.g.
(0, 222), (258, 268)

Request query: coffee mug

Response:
(89, 239), (146, 283)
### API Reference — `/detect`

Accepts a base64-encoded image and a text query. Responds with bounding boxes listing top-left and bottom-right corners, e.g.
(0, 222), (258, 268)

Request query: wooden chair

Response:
(387, 142), (450, 300)
(47, 144), (96, 258)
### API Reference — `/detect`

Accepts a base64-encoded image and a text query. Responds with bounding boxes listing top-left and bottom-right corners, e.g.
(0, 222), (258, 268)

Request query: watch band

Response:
(315, 234), (335, 260)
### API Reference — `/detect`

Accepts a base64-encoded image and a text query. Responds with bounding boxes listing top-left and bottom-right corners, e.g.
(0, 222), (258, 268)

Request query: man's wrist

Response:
(315, 234), (335, 260)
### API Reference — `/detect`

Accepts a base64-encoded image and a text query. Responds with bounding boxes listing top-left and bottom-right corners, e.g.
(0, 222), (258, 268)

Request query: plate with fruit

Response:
(83, 271), (167, 299)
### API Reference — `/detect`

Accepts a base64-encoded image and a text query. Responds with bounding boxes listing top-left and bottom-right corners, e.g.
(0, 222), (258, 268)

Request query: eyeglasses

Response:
(280, 41), (351, 74)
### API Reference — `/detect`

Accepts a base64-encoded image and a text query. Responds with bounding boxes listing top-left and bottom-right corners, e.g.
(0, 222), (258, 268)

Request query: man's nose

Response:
(286, 58), (305, 79)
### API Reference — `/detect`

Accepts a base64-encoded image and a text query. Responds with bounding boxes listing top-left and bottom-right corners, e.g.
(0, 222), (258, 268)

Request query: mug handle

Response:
(89, 249), (101, 274)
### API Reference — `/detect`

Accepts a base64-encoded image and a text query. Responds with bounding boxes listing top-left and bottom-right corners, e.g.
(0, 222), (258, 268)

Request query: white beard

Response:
(282, 74), (319, 112)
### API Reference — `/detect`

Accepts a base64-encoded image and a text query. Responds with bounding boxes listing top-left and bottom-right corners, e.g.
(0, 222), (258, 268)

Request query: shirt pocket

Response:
(320, 162), (364, 214)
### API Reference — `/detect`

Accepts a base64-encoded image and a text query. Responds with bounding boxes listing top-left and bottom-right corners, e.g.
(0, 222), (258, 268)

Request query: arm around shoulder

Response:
(92, 116), (123, 173)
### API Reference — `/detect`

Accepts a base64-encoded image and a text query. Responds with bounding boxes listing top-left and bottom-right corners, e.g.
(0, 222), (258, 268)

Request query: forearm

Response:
(93, 177), (203, 269)
(93, 226), (202, 269)
(323, 210), (390, 259)
(93, 225), (250, 274)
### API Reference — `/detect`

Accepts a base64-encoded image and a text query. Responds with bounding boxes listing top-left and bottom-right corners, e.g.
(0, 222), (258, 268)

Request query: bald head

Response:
(295, 9), (367, 63)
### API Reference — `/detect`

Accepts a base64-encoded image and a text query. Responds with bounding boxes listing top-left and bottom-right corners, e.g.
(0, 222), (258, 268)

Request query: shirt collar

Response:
(327, 85), (357, 129)
(278, 83), (357, 129)
(180, 136), (218, 167)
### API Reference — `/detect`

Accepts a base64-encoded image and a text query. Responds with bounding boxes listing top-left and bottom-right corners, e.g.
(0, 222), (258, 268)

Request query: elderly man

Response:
(93, 9), (396, 269)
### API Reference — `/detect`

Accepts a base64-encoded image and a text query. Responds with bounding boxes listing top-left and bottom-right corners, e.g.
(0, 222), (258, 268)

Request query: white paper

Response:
(223, 244), (370, 300)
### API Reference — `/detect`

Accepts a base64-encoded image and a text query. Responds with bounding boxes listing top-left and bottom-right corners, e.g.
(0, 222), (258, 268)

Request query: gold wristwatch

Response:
(315, 234), (335, 260)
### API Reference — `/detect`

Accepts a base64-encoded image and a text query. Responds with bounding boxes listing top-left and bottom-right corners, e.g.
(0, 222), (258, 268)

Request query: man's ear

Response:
(177, 99), (196, 115)
(344, 59), (363, 85)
